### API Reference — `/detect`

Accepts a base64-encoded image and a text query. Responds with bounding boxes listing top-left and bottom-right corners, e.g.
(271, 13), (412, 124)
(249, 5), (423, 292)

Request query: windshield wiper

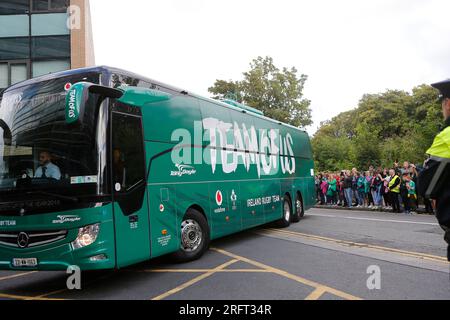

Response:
(26, 191), (79, 203)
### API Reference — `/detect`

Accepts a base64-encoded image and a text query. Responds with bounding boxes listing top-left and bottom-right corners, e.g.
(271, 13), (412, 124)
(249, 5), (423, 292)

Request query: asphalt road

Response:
(0, 208), (449, 300)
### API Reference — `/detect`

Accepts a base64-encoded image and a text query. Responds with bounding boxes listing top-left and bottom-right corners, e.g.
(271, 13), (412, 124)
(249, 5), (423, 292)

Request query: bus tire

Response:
(292, 192), (304, 223)
(171, 208), (210, 263)
(274, 196), (292, 228)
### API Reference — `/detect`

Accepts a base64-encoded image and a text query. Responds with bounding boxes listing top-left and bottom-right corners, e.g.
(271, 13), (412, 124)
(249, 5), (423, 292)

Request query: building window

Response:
(0, 37), (30, 60)
(0, 15), (30, 37)
(31, 13), (70, 36)
(0, 61), (29, 89)
(10, 63), (27, 84)
(32, 59), (70, 77)
(0, 0), (30, 15)
(50, 0), (69, 10)
(32, 0), (49, 11)
(0, 63), (7, 88)
(32, 35), (70, 58)
(32, 0), (69, 12)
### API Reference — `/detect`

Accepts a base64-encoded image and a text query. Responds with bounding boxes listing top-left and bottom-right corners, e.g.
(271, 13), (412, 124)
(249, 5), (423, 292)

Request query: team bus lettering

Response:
(247, 195), (280, 208)
(0, 220), (16, 227)
(171, 118), (296, 178)
(68, 89), (77, 118)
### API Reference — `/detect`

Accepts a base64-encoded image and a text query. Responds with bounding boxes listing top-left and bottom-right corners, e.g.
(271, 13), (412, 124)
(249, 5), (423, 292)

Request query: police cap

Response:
(431, 79), (450, 98)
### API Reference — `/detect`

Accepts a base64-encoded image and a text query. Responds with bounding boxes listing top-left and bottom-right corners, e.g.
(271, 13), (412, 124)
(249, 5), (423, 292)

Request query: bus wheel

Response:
(172, 208), (210, 263)
(275, 196), (292, 228)
(292, 192), (304, 223)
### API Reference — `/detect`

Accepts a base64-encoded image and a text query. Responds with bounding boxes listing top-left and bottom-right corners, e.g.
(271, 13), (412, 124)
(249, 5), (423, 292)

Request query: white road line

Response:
(308, 213), (440, 226)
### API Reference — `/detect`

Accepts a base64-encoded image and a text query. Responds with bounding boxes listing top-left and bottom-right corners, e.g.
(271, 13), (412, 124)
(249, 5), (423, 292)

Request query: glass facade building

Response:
(0, 0), (94, 90)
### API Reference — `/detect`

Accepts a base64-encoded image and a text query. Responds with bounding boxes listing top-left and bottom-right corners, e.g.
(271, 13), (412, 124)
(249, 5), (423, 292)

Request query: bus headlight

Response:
(72, 224), (100, 250)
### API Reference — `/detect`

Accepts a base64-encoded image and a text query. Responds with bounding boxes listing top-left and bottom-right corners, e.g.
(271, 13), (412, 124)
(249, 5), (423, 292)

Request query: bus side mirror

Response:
(65, 82), (123, 124)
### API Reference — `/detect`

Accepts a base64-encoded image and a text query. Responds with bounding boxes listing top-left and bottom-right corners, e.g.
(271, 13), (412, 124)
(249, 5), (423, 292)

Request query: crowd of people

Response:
(315, 161), (434, 214)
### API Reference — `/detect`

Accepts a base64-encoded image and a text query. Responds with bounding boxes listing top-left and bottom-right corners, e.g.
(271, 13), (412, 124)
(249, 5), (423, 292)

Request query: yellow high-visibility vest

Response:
(427, 126), (450, 159)
(422, 124), (450, 199)
(389, 175), (400, 193)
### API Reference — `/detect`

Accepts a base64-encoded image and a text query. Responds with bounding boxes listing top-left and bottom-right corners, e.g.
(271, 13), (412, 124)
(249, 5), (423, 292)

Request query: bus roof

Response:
(3, 66), (187, 95)
(3, 65), (308, 135)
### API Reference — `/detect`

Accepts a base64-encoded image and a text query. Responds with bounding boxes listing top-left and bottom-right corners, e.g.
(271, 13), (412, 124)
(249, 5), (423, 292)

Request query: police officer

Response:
(418, 79), (450, 261)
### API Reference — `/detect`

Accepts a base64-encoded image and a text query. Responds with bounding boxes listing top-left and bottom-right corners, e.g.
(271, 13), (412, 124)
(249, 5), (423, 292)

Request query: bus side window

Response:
(111, 111), (145, 193)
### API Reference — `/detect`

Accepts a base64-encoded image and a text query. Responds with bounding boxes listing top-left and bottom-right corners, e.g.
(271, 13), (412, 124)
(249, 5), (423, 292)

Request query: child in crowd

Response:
(404, 174), (417, 214)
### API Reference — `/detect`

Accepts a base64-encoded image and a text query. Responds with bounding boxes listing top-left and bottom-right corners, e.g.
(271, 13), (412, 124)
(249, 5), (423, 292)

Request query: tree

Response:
(312, 135), (353, 172)
(208, 56), (312, 128)
(208, 80), (243, 102)
(352, 124), (381, 169)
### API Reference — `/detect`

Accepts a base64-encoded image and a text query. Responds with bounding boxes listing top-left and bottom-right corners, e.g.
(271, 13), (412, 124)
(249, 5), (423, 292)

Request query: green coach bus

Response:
(0, 66), (315, 271)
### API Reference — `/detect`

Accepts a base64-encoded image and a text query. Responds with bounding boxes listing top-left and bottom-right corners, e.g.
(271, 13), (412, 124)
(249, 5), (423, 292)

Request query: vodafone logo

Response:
(64, 83), (72, 91)
(213, 190), (226, 214)
(215, 190), (223, 206)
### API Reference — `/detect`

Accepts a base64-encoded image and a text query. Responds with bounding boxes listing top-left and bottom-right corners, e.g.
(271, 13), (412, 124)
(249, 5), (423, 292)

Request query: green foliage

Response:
(208, 80), (243, 102)
(312, 135), (354, 172)
(352, 123), (382, 169)
(208, 56), (312, 128)
(312, 85), (443, 172)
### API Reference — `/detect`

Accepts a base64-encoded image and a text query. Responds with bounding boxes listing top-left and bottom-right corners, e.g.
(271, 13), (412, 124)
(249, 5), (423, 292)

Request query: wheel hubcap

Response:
(296, 199), (302, 215)
(284, 201), (291, 221)
(180, 219), (202, 252)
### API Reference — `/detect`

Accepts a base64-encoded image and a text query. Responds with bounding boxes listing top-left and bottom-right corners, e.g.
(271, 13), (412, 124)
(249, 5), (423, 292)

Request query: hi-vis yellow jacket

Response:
(388, 175), (401, 193)
(427, 126), (450, 159)
(419, 123), (450, 199)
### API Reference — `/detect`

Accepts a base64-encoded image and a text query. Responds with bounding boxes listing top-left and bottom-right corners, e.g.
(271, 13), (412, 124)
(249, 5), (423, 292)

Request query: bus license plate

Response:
(12, 258), (38, 267)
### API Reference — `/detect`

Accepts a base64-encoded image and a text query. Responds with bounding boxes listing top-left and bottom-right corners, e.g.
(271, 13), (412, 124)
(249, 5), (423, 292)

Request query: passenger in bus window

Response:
(34, 151), (61, 180)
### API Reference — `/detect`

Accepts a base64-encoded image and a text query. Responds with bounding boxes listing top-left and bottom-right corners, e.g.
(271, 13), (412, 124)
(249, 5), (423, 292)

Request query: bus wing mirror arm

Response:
(89, 85), (124, 99)
(66, 82), (124, 124)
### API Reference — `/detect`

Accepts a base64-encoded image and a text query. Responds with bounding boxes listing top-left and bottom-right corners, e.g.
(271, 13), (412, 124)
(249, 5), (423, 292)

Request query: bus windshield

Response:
(0, 73), (101, 198)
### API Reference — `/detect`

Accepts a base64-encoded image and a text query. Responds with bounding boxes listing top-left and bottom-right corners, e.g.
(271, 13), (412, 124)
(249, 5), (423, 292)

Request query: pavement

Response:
(0, 208), (449, 300)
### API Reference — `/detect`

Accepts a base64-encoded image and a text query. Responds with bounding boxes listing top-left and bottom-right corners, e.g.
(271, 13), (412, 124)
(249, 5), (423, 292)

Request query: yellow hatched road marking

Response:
(33, 288), (70, 299)
(0, 271), (67, 300)
(33, 272), (114, 299)
(211, 247), (362, 300)
(0, 292), (64, 300)
(305, 287), (327, 300)
(262, 228), (449, 264)
(150, 259), (239, 300)
(0, 271), (37, 282)
(140, 269), (270, 273)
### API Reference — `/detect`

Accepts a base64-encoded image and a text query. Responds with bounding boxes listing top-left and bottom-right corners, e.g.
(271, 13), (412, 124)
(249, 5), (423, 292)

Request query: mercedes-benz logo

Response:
(17, 232), (29, 248)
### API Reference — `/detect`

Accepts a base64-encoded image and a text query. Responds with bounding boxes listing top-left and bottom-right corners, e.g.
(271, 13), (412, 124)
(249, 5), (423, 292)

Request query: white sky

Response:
(90, 0), (450, 135)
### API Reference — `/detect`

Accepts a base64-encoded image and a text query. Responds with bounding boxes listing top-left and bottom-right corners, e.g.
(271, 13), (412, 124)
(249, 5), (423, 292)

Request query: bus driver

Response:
(34, 151), (61, 180)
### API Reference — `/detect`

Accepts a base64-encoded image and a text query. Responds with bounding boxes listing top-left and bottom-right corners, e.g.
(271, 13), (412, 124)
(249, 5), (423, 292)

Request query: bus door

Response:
(111, 103), (151, 268)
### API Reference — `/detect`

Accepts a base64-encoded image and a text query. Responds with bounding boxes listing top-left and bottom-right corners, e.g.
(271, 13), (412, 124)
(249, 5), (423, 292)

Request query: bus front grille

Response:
(0, 230), (68, 249)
